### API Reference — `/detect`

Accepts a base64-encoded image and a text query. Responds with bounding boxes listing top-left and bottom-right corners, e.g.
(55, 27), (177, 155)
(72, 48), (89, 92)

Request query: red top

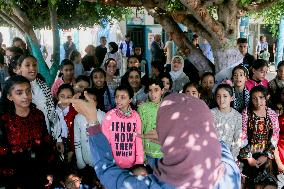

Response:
(64, 105), (77, 151)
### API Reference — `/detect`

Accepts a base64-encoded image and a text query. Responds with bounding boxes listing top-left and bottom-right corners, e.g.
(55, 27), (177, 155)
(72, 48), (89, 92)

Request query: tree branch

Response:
(217, 0), (238, 37)
(171, 12), (213, 42)
(240, 0), (278, 12)
(83, 0), (143, 7)
(201, 0), (225, 7)
(179, 0), (226, 45)
(143, 1), (213, 73)
(0, 10), (25, 34)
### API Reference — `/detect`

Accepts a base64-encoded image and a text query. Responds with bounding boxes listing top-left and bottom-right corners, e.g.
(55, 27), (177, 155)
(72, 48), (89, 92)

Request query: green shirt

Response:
(137, 102), (163, 158)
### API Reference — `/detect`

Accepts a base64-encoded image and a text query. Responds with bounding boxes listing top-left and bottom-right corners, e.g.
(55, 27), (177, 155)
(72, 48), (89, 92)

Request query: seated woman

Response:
(64, 93), (241, 189)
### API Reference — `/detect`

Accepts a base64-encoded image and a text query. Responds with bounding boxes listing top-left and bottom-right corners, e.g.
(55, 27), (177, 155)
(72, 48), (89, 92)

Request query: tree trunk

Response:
(49, 4), (60, 85)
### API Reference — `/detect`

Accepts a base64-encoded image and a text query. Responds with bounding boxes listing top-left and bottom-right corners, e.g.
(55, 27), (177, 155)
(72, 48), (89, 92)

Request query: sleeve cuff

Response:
(87, 124), (102, 136)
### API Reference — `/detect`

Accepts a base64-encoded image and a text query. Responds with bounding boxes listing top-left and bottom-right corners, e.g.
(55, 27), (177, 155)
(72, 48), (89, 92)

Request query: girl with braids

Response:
(239, 86), (279, 189)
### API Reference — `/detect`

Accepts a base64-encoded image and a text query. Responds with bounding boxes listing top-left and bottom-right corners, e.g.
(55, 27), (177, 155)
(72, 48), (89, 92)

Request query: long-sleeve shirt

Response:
(74, 110), (105, 169)
(102, 108), (144, 168)
(211, 108), (242, 160)
(87, 126), (241, 189)
(240, 108), (279, 159)
(138, 102), (163, 158)
(245, 79), (269, 91)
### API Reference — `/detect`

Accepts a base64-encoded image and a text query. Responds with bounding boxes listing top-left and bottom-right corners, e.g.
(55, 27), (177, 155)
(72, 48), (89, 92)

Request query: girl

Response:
(182, 82), (201, 98)
(239, 86), (279, 189)
(104, 58), (121, 90)
(0, 75), (54, 188)
(160, 72), (173, 97)
(232, 65), (250, 113)
(53, 84), (77, 166)
(200, 72), (216, 108)
(102, 85), (144, 169)
(269, 60), (284, 107)
(211, 84), (242, 160)
(102, 42), (122, 75)
(169, 56), (190, 92)
(70, 50), (84, 78)
(73, 75), (90, 95)
(74, 88), (105, 187)
(17, 55), (54, 133)
(90, 68), (115, 112)
(245, 59), (269, 91)
(51, 59), (75, 97)
(121, 67), (147, 108)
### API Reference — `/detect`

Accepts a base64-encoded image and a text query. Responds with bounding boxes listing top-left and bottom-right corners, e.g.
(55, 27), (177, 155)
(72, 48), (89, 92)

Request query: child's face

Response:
(115, 90), (131, 111)
(148, 84), (163, 103)
(106, 60), (117, 76)
(128, 71), (141, 89)
(58, 88), (73, 109)
(172, 58), (182, 71)
(8, 82), (32, 110)
(134, 48), (141, 55)
(278, 65), (284, 80)
(87, 93), (97, 108)
(238, 43), (248, 55)
(62, 65), (74, 80)
(161, 77), (170, 91)
(252, 66), (268, 81)
(202, 75), (215, 91)
(65, 174), (81, 189)
(233, 69), (247, 88)
(74, 80), (89, 94)
(215, 88), (233, 110)
(252, 91), (266, 110)
(127, 57), (140, 68)
(185, 86), (200, 98)
(92, 72), (105, 89)
(19, 57), (38, 81)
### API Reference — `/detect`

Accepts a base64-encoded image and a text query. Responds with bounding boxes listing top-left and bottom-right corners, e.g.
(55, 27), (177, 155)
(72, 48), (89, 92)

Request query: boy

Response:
(137, 78), (164, 167)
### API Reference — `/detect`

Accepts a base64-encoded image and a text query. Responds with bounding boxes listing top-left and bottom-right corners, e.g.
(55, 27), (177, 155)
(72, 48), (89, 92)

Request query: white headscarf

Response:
(169, 55), (184, 81)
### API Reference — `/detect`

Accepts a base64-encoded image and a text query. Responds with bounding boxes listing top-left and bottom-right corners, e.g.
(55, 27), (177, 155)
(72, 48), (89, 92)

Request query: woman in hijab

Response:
(102, 42), (122, 75)
(169, 56), (190, 92)
(64, 93), (241, 189)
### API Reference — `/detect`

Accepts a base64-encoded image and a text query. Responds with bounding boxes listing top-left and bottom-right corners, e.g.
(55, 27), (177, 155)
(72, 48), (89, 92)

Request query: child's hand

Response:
(247, 157), (257, 167)
(132, 166), (148, 177)
(257, 155), (267, 167)
(137, 129), (159, 144)
(59, 91), (98, 123)
(67, 151), (74, 163)
(56, 142), (64, 154)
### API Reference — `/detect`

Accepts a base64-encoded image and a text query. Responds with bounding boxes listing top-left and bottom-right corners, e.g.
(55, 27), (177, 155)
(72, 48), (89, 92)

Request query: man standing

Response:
(120, 35), (134, 75)
(151, 34), (165, 64)
(119, 35), (133, 58)
(95, 36), (107, 67)
(237, 38), (255, 69)
(63, 36), (76, 59)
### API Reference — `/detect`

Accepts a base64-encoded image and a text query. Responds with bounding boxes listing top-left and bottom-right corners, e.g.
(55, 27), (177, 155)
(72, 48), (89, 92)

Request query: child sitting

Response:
(138, 78), (164, 168)
(102, 85), (144, 169)
(245, 59), (269, 91)
(182, 82), (201, 98)
(232, 65), (250, 113)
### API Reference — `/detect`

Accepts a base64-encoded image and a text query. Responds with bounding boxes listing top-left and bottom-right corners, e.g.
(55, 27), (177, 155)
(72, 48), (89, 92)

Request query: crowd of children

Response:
(0, 35), (284, 189)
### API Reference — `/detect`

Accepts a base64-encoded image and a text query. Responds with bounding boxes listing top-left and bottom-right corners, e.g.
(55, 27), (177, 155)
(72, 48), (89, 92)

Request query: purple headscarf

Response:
(154, 93), (224, 189)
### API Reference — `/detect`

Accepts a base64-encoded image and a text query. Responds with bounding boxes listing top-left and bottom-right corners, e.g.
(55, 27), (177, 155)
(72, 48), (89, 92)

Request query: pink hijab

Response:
(154, 93), (223, 188)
